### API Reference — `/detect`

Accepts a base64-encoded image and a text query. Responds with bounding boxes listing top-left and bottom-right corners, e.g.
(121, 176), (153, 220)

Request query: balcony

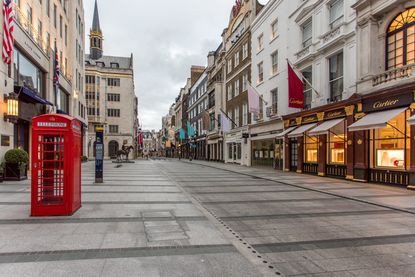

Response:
(372, 64), (415, 87)
(266, 105), (278, 118)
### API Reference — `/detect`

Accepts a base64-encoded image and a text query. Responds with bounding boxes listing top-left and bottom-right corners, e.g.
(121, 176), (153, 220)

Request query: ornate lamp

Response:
(4, 93), (19, 123)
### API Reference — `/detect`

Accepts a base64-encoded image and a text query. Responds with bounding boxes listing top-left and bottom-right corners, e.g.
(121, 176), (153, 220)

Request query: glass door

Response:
(290, 140), (298, 172)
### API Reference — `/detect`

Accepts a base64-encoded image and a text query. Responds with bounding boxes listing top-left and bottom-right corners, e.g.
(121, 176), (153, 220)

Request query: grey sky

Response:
(84, 0), (240, 131)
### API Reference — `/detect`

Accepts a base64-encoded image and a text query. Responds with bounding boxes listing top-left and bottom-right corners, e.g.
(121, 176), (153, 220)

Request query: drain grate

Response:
(142, 210), (189, 243)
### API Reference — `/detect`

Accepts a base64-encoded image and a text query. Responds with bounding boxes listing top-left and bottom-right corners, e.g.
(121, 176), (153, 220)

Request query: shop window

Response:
(387, 8), (415, 69)
(228, 144), (233, 159)
(328, 120), (347, 164)
(371, 111), (410, 169)
(304, 135), (318, 163)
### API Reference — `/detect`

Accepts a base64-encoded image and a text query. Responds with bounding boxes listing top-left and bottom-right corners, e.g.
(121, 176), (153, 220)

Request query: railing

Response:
(296, 45), (311, 60)
(372, 64), (415, 86)
(369, 169), (409, 187)
(303, 163), (318, 175)
(266, 105), (278, 117)
(326, 164), (347, 179)
(321, 25), (341, 44)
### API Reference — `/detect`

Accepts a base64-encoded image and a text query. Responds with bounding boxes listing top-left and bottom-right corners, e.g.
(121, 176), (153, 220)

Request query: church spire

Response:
(90, 0), (103, 60)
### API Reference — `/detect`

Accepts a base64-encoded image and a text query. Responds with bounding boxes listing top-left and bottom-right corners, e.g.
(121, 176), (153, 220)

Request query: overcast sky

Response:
(84, 0), (256, 131)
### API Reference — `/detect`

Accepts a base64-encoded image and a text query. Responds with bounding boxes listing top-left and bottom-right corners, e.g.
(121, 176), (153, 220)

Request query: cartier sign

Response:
(363, 92), (415, 113)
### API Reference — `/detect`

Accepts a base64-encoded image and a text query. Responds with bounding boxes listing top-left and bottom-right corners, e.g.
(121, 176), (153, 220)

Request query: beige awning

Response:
(275, 126), (296, 138)
(348, 107), (407, 132)
(288, 123), (317, 138)
(308, 118), (345, 136)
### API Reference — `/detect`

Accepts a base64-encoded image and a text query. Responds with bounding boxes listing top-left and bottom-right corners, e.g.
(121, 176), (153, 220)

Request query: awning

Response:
(275, 126), (296, 138)
(308, 118), (344, 136)
(408, 114), (415, 125)
(348, 107), (407, 132)
(288, 123), (317, 138)
(15, 86), (53, 106)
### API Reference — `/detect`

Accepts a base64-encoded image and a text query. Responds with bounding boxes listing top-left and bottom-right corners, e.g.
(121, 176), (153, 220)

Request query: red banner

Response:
(288, 62), (304, 109)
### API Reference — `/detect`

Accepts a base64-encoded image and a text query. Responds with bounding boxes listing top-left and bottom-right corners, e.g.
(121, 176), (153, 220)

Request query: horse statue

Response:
(116, 145), (134, 162)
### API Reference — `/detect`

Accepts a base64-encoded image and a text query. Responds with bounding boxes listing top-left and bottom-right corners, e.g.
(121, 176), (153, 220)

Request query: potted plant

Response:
(4, 149), (28, 181)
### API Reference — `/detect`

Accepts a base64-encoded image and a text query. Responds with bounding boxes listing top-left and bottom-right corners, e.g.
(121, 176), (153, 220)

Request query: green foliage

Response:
(81, 156), (88, 162)
(4, 149), (29, 165)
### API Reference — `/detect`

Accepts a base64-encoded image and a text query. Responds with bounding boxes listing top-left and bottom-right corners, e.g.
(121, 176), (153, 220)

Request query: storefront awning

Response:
(288, 123), (317, 138)
(408, 114), (415, 125)
(275, 126), (296, 138)
(15, 86), (53, 106)
(348, 107), (407, 132)
(308, 118), (344, 136)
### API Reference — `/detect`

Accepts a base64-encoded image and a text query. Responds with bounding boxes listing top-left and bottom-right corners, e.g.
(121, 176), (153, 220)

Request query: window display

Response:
(328, 121), (346, 164)
(304, 135), (318, 163)
(372, 111), (410, 170)
(251, 139), (274, 167)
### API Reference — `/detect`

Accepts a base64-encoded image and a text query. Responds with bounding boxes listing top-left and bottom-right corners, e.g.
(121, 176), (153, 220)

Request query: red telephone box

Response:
(31, 114), (82, 216)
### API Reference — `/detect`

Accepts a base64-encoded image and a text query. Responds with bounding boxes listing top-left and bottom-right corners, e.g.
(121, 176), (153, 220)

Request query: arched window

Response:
(387, 8), (415, 69)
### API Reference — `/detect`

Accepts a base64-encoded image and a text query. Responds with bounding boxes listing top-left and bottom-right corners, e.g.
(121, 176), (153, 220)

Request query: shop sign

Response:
(302, 114), (318, 124)
(363, 92), (415, 113)
(37, 122), (67, 128)
(1, 135), (10, 147)
(324, 108), (346, 120)
(286, 119), (297, 127)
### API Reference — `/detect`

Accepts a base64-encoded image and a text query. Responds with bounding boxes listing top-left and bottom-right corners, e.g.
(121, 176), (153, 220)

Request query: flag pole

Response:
(220, 108), (238, 128)
(247, 82), (268, 105)
(287, 58), (321, 97)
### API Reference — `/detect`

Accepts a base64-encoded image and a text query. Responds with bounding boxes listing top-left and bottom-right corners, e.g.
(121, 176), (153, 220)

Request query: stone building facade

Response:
(85, 1), (137, 159)
(0, 0), (87, 160)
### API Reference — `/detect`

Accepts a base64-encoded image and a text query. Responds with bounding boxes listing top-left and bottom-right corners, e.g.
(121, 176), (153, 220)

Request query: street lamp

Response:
(4, 93), (19, 123)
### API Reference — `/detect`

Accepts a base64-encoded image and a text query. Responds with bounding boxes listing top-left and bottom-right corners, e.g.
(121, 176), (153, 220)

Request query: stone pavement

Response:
(0, 161), (264, 277)
(3, 159), (415, 276)
(158, 159), (415, 277)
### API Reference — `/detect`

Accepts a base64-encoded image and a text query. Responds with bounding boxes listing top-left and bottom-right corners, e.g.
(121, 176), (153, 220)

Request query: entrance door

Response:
(108, 141), (119, 159)
(290, 140), (298, 172)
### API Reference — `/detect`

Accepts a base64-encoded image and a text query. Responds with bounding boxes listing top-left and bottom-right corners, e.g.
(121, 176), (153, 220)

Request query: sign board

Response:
(95, 129), (104, 183)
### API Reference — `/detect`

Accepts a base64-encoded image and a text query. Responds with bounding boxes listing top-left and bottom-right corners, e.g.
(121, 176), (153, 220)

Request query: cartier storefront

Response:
(282, 87), (415, 188)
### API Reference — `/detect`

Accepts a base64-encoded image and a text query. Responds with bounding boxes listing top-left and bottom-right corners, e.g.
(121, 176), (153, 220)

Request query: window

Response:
(329, 52), (343, 102)
(387, 8), (415, 69)
(227, 59), (232, 74)
(46, 0), (50, 17)
(235, 107), (240, 128)
(228, 110), (233, 129)
(257, 34), (264, 51)
(271, 19), (278, 40)
(227, 83), (233, 100)
(328, 120), (347, 164)
(242, 73), (248, 91)
(371, 110), (410, 170)
(242, 103), (248, 126)
(59, 90), (69, 114)
(109, 125), (119, 134)
(64, 24), (67, 45)
(258, 62), (264, 83)
(13, 48), (43, 94)
(304, 135), (318, 163)
(271, 51), (278, 75)
(234, 52), (240, 67)
(59, 15), (62, 37)
(242, 43), (249, 60)
(107, 93), (120, 102)
(107, 109), (120, 117)
(110, 63), (119, 68)
(302, 19), (312, 48)
(107, 78), (120, 87)
(329, 0), (344, 29)
(271, 89), (278, 114)
(37, 19), (42, 41)
(86, 75), (96, 84)
(209, 113), (215, 131)
(26, 4), (32, 24)
(302, 66), (312, 109)
(234, 79), (240, 97)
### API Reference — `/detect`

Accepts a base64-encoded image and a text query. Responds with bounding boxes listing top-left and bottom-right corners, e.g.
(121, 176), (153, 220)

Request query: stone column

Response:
(297, 136), (304, 174)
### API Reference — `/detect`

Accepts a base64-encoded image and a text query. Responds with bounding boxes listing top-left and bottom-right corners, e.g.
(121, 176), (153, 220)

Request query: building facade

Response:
(0, 0), (87, 161)
(85, 1), (137, 159)
(222, 0), (264, 166)
(206, 44), (226, 162)
(187, 70), (208, 160)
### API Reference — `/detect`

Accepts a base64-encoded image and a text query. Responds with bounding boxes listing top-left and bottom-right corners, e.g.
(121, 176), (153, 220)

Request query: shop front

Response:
(251, 138), (275, 167)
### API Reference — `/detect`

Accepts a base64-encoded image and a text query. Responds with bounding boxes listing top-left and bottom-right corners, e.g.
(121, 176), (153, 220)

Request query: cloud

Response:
(85, 0), (236, 130)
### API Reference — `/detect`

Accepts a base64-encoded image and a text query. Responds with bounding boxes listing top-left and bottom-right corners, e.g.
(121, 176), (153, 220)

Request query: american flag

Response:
(2, 0), (14, 64)
(53, 46), (60, 85)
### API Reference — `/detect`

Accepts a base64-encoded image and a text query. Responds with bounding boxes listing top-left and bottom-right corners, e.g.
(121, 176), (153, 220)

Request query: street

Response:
(2, 160), (415, 276)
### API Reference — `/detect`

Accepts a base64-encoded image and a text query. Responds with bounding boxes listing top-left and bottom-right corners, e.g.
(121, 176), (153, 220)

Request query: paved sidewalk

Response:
(183, 159), (415, 213)
(0, 161), (263, 277)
